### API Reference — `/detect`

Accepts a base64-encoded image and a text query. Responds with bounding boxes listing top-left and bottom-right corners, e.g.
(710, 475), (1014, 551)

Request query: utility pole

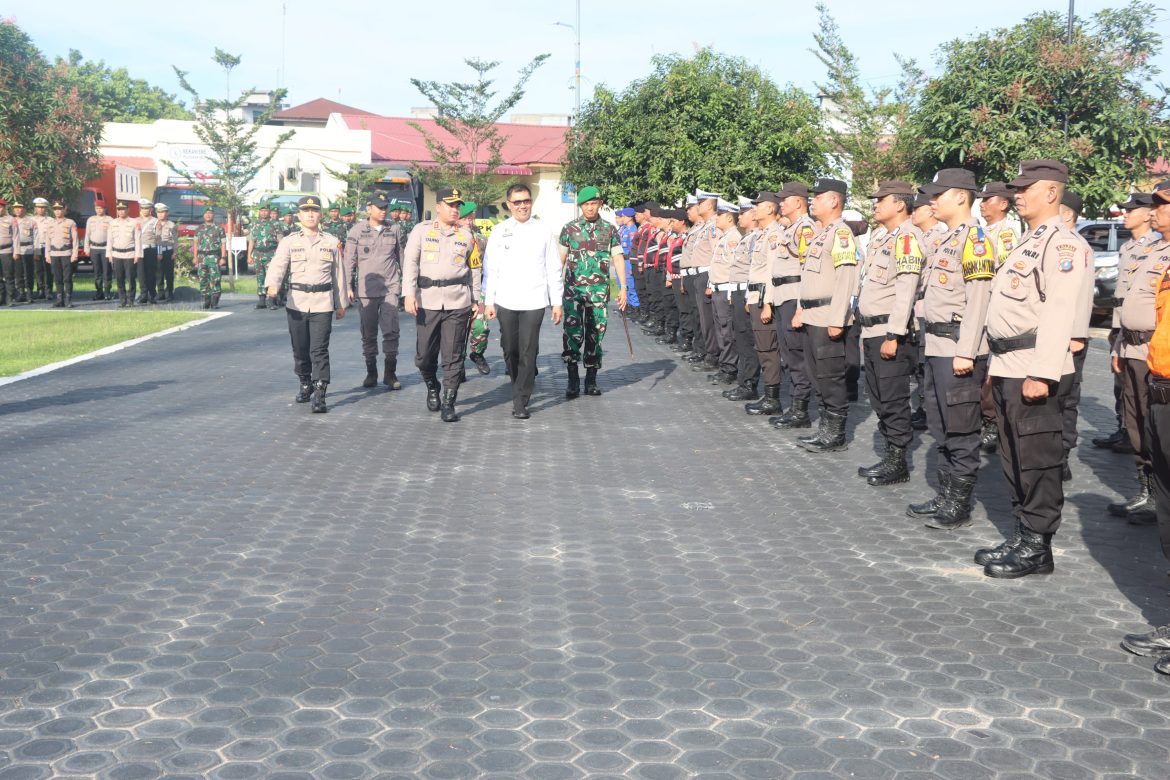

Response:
(555, 0), (582, 125)
(1064, 0), (1074, 138)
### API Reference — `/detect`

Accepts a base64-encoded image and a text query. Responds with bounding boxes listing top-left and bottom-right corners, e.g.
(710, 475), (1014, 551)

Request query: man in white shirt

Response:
(484, 184), (564, 419)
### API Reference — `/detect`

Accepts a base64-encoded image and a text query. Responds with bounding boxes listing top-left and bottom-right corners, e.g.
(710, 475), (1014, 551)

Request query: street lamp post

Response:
(554, 0), (581, 124)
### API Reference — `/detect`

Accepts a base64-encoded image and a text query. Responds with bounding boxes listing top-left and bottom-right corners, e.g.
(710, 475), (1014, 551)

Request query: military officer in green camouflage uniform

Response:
(460, 201), (492, 374)
(192, 207), (226, 309)
(559, 186), (628, 397)
(322, 202), (348, 245)
(249, 202), (281, 309)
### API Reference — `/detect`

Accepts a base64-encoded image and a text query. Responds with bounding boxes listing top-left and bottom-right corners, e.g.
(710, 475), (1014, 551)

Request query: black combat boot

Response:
(52, 292), (64, 308)
(858, 441), (892, 478)
(295, 377), (313, 403)
(267, 294), (278, 310)
(797, 414), (826, 445)
(708, 370), (737, 385)
(1108, 468), (1154, 519)
(362, 357), (378, 388)
(983, 526), (1054, 578)
(799, 410), (847, 453)
(655, 329), (678, 345)
(210, 292), (221, 309)
(469, 353), (490, 375)
(980, 421), (998, 453)
(384, 358), (402, 390)
(64, 293), (73, 308)
(771, 397), (811, 429)
(867, 445), (909, 487)
(201, 295), (210, 310)
(311, 380), (328, 413)
(257, 293), (267, 309)
(685, 351), (706, 364)
(1092, 427), (1127, 449)
(910, 406), (927, 431)
(643, 322), (665, 337)
(440, 388), (459, 422)
(924, 474), (977, 529)
(725, 381), (759, 401)
(746, 384), (782, 416)
(425, 378), (441, 412)
(584, 367), (601, 396)
(974, 519), (1023, 566)
(566, 363), (580, 399)
(907, 470), (951, 519)
(672, 336), (693, 354)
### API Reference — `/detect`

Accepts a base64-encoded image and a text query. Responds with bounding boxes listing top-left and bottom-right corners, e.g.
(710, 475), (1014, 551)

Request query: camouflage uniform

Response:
(249, 218), (281, 290)
(194, 222), (225, 305)
(322, 218), (348, 245)
(560, 216), (621, 369)
(467, 231), (489, 359)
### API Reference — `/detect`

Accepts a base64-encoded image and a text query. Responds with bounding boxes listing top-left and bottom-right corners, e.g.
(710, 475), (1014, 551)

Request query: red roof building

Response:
(271, 99), (376, 127)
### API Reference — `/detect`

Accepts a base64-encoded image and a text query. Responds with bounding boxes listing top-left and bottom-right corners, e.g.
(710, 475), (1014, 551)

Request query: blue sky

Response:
(11, 1), (1167, 120)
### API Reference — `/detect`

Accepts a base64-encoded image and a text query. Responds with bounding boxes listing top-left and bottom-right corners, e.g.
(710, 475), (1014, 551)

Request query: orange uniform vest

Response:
(1151, 266), (1170, 378)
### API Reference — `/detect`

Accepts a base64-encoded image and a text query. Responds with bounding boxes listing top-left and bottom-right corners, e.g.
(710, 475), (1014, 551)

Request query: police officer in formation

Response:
(44, 201), (79, 308)
(85, 201), (113, 302)
(343, 192), (404, 391)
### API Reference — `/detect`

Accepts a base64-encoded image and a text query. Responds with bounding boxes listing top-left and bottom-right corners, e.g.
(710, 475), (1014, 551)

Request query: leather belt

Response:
(925, 321), (961, 340)
(771, 275), (800, 286)
(800, 296), (832, 309)
(113, 246), (136, 252)
(696, 266), (710, 274)
(88, 243), (106, 248)
(1122, 328), (1154, 346)
(681, 267), (700, 276)
(418, 273), (471, 289)
(747, 282), (767, 292)
(291, 282), (332, 292)
(857, 313), (890, 327)
(1150, 378), (1170, 405)
(988, 330), (1037, 354)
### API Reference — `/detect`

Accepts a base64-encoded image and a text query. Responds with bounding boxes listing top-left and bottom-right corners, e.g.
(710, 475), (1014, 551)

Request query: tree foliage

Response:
(408, 55), (549, 210)
(0, 22), (102, 203)
(564, 49), (828, 207)
(55, 50), (192, 123)
(903, 1), (1169, 215)
(161, 52), (294, 222)
(322, 163), (391, 213)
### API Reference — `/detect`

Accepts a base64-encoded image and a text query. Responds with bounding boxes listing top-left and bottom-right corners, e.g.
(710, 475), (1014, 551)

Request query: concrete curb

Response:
(0, 311), (231, 387)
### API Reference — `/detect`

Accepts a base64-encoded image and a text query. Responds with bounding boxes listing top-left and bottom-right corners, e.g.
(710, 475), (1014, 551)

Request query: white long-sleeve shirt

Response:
(483, 216), (563, 310)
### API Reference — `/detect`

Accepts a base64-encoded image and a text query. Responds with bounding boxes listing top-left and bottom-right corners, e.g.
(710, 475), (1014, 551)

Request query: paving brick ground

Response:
(1, 297), (1168, 779)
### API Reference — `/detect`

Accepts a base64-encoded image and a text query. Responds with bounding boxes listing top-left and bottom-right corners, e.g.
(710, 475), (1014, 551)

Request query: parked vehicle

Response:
(152, 179), (228, 238)
(1077, 220), (1132, 316)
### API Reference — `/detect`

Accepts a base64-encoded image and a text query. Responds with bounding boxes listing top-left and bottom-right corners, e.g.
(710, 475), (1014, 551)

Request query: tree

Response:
(812, 3), (923, 211)
(56, 50), (191, 123)
(213, 48), (241, 100)
(564, 49), (828, 207)
(408, 55), (549, 209)
(322, 163), (391, 213)
(0, 22), (102, 203)
(903, 1), (1169, 215)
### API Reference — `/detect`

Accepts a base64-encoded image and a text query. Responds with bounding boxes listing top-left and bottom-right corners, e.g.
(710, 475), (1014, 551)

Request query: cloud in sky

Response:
(11, 0), (1168, 120)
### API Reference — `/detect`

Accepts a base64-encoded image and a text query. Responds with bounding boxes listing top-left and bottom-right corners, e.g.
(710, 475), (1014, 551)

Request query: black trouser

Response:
(416, 307), (471, 389)
(498, 306), (544, 412)
(777, 299), (811, 404)
(112, 258), (134, 299)
(804, 324), (848, 416)
(157, 249), (174, 298)
(751, 301), (782, 386)
(674, 274), (695, 340)
(924, 354), (987, 480)
(730, 290), (759, 385)
(863, 335), (915, 449)
(693, 272), (716, 360)
(16, 252), (32, 296)
(0, 253), (15, 302)
(1147, 383), (1170, 560)
(644, 267), (663, 324)
(138, 247), (158, 301)
(1109, 328), (1124, 425)
(994, 373), (1074, 534)
(90, 248), (110, 296)
(50, 256), (74, 297)
(1061, 346), (1088, 454)
(287, 308), (334, 383)
(1121, 357), (1152, 471)
(357, 295), (401, 360)
(711, 292), (737, 374)
(34, 250), (49, 294)
(632, 265), (648, 312)
(662, 277), (679, 331)
(845, 321), (861, 399)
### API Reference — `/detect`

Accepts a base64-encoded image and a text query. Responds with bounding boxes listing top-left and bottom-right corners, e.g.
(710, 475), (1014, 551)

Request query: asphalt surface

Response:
(1, 296), (1168, 779)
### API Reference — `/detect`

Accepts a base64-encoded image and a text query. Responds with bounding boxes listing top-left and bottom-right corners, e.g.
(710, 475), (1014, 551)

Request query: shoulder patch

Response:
(895, 232), (924, 275)
(961, 226), (995, 281)
(831, 227), (857, 268)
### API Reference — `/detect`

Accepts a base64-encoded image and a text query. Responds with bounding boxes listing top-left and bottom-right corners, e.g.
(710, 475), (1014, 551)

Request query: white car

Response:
(1076, 220), (1131, 314)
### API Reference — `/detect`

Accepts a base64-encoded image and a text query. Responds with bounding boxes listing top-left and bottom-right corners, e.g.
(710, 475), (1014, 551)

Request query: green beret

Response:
(340, 206), (355, 216)
(459, 201), (477, 219)
(283, 206), (297, 216)
(576, 185), (601, 205)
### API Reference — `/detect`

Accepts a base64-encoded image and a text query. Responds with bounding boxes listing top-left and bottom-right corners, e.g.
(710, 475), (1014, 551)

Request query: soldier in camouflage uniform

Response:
(460, 202), (492, 375)
(274, 206), (298, 305)
(322, 203), (348, 245)
(249, 203), (281, 309)
(193, 207), (226, 309)
(559, 186), (628, 397)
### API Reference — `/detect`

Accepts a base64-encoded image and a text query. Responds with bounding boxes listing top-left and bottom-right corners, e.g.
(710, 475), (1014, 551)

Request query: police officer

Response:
(192, 207), (226, 310)
(559, 186), (628, 397)
(403, 187), (481, 422)
(136, 201), (158, 304)
(155, 204), (178, 302)
(31, 197), (52, 299)
(1119, 179), (1170, 675)
(770, 183), (818, 429)
(909, 188), (950, 431)
(107, 201), (141, 307)
(44, 202), (78, 307)
(266, 195), (350, 413)
(706, 199), (743, 386)
(792, 179), (858, 453)
(344, 192), (404, 391)
(723, 197), (761, 401)
(908, 169), (996, 529)
(85, 201), (113, 301)
(0, 200), (15, 306)
(685, 191), (720, 372)
(670, 198), (698, 356)
(249, 203), (280, 309)
(1057, 190), (1097, 482)
(855, 181), (926, 485)
(974, 159), (1089, 578)
(976, 181), (1021, 451)
(745, 191), (786, 415)
(11, 201), (35, 303)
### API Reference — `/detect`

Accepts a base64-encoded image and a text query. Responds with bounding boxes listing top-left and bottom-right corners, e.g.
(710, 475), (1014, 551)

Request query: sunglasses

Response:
(509, 198), (533, 206)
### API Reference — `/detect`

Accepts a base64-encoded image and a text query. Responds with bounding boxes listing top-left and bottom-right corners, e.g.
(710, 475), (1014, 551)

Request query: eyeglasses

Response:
(509, 199), (533, 206)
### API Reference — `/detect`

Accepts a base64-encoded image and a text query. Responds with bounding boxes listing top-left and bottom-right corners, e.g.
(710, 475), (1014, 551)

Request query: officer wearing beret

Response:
(107, 201), (141, 307)
(0, 200), (16, 306)
(791, 179), (859, 453)
(460, 201), (493, 377)
(855, 181), (926, 485)
(44, 201), (78, 307)
(403, 187), (482, 422)
(155, 204), (178, 302)
(193, 206), (226, 309)
(266, 195), (350, 413)
(343, 192), (405, 391)
(974, 159), (1089, 578)
(908, 169), (997, 529)
(249, 203), (280, 309)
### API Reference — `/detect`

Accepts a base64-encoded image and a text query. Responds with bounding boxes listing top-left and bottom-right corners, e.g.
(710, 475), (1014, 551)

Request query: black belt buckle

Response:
(1149, 380), (1170, 405)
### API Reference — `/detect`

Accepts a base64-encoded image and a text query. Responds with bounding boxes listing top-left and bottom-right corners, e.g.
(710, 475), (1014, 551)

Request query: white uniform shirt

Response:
(483, 216), (563, 311)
